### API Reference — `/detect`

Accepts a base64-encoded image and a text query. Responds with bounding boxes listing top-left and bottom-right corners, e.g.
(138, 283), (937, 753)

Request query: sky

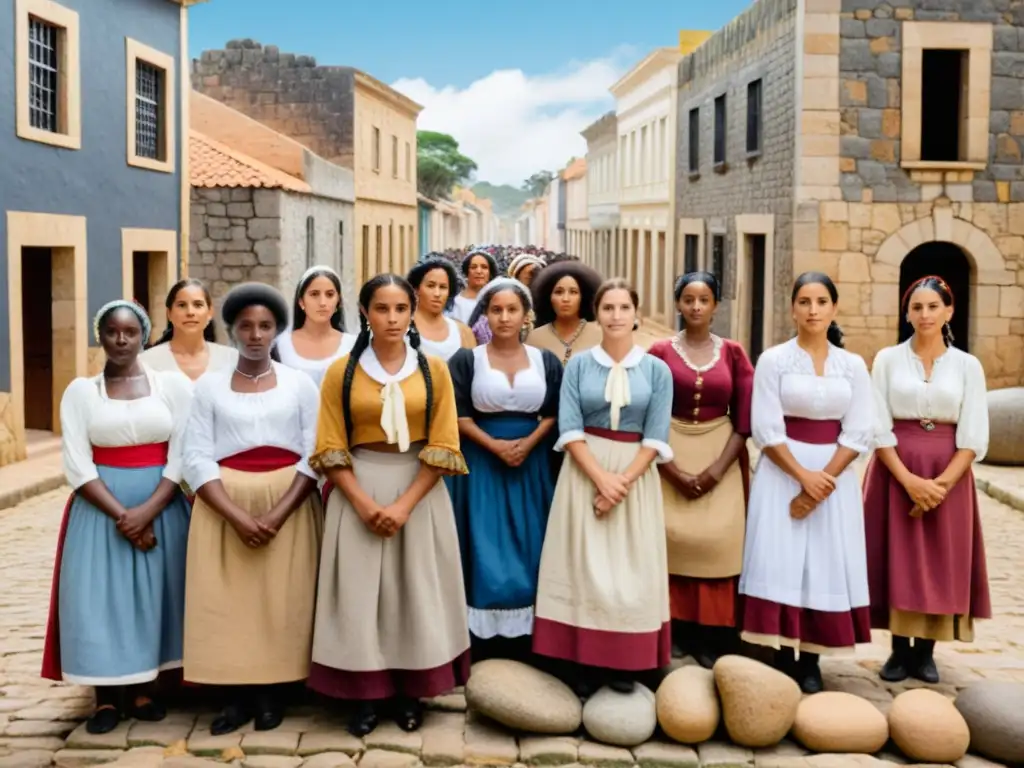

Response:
(188, 0), (753, 188)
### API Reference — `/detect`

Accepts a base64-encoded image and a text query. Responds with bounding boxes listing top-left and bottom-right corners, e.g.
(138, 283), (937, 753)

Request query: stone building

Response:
(189, 95), (356, 333)
(564, 159), (591, 260)
(581, 111), (621, 278)
(192, 40), (421, 285)
(676, 0), (1024, 385)
(0, 0), (195, 466)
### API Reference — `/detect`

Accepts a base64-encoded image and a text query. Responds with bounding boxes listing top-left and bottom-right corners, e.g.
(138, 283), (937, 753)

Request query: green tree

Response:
(417, 131), (478, 200)
(523, 170), (555, 198)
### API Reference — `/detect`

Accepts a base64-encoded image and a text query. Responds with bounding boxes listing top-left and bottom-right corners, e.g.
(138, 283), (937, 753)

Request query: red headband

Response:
(901, 275), (953, 310)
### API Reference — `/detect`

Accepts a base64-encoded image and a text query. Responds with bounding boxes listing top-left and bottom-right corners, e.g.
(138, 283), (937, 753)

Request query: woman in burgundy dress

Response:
(648, 272), (753, 668)
(863, 275), (991, 683)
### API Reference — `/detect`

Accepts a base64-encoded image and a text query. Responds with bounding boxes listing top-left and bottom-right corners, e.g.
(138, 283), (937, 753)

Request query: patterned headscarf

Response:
(92, 299), (152, 344)
(468, 277), (536, 336)
(508, 254), (546, 280)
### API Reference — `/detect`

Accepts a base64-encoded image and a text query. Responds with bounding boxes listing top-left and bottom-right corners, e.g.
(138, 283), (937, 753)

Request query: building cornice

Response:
(609, 47), (682, 98)
(355, 71), (423, 117)
(581, 110), (617, 142)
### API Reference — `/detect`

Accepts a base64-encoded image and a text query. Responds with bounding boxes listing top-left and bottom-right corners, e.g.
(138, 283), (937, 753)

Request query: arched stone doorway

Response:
(897, 242), (972, 352)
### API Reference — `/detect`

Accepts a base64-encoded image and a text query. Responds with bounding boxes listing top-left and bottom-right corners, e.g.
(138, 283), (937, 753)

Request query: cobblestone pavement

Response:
(2, 487), (1022, 768)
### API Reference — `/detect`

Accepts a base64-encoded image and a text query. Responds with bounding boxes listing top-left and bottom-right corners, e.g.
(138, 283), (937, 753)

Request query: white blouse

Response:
(447, 294), (478, 325)
(871, 340), (989, 459)
(183, 363), (320, 491)
(419, 317), (463, 362)
(471, 344), (547, 414)
(274, 329), (357, 386)
(60, 367), (193, 490)
(139, 341), (238, 376)
(751, 338), (875, 453)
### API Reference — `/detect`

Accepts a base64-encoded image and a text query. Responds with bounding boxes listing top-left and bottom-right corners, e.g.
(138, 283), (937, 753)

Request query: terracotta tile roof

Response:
(562, 157), (587, 181)
(189, 130), (311, 193)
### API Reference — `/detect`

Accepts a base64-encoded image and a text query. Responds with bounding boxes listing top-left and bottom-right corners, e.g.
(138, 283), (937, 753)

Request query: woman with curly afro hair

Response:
(526, 260), (603, 365)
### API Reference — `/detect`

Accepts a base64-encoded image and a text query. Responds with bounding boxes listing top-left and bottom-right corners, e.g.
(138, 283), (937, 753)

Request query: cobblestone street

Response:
(2, 486), (1023, 768)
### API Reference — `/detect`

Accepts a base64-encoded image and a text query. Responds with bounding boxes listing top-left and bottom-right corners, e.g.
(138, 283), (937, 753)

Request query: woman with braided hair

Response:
(863, 275), (991, 684)
(309, 274), (470, 737)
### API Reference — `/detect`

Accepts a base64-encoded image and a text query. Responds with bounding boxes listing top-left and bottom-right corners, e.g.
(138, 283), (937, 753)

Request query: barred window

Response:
(28, 17), (59, 132)
(135, 61), (163, 160)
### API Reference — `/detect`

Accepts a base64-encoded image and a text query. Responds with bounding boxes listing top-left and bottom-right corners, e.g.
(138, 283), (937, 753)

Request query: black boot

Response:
(774, 646), (797, 678)
(671, 620), (693, 659)
(693, 627), (716, 670)
(797, 652), (823, 694)
(347, 701), (379, 737)
(86, 687), (122, 735)
(606, 670), (635, 694)
(879, 635), (911, 682)
(911, 639), (940, 683)
(211, 693), (253, 736)
(253, 686), (284, 731)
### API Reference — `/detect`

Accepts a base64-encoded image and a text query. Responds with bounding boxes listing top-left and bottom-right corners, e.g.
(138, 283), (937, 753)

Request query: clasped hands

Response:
(903, 474), (949, 518)
(491, 438), (529, 468)
(116, 507), (157, 552)
(356, 498), (411, 538)
(592, 471), (633, 517)
(228, 506), (288, 549)
(789, 469), (837, 520)
(672, 466), (723, 501)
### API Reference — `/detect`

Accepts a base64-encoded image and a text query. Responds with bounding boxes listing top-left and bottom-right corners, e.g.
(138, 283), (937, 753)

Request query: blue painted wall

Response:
(0, 0), (183, 390)
(418, 203), (431, 258)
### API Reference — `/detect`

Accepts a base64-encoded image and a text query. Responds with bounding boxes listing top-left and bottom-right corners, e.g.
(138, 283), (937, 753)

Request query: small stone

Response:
(631, 741), (700, 768)
(301, 754), (357, 768)
(364, 723), (421, 755)
(297, 732), (363, 757)
(517, 737), (577, 765)
(54, 750), (126, 768)
(577, 742), (633, 767)
(465, 660), (581, 735)
(889, 689), (969, 763)
(582, 686), (656, 747)
(656, 666), (719, 745)
(791, 692), (888, 754)
(242, 757), (303, 768)
(954, 680), (1024, 763)
(356, 752), (418, 768)
(241, 732), (302, 756)
(714, 656), (801, 748)
(464, 716), (517, 765)
(696, 741), (753, 768)
(0, 751), (55, 768)
(127, 720), (195, 748)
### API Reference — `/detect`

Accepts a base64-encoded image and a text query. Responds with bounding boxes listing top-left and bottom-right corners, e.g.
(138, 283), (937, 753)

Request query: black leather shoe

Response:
(393, 697), (424, 732)
(879, 636), (911, 682)
(86, 705), (121, 734)
(210, 703), (252, 736)
(607, 675), (635, 694)
(912, 639), (940, 683)
(129, 697), (166, 722)
(798, 653), (823, 694)
(347, 702), (378, 737)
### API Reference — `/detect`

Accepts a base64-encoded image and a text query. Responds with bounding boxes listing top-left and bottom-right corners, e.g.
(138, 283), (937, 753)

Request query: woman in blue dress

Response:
(42, 300), (193, 733)
(533, 278), (674, 694)
(448, 278), (562, 661)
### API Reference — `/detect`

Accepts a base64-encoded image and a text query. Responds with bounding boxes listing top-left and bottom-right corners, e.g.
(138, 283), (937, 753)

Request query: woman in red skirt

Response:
(863, 275), (991, 683)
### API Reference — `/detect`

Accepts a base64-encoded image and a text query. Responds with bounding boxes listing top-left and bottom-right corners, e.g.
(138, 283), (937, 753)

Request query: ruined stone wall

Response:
(192, 40), (356, 170)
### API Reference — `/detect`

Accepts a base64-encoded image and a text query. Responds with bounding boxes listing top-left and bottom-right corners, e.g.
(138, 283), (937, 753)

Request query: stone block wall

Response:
(192, 39), (356, 170)
(676, 0), (798, 342)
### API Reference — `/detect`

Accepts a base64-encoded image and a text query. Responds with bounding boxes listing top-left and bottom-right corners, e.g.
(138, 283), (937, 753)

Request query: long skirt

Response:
(533, 432), (671, 671)
(309, 448), (471, 700)
(663, 416), (748, 628)
(863, 420), (991, 641)
(183, 465), (322, 685)
(739, 426), (871, 654)
(449, 414), (554, 639)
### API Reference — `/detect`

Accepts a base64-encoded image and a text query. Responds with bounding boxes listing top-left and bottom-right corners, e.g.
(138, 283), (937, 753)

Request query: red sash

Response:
(41, 443), (170, 681)
(784, 417), (842, 445)
(584, 426), (644, 443)
(218, 446), (300, 472)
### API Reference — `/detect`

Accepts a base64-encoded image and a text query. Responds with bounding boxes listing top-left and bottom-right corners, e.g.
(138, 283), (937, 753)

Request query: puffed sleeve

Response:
(641, 356), (674, 463)
(294, 370), (320, 480)
(751, 347), (787, 448)
(59, 378), (99, 490)
(158, 371), (194, 485)
(956, 353), (989, 461)
(448, 347), (476, 419)
(539, 349), (564, 420)
(182, 374), (221, 492)
(729, 342), (755, 437)
(419, 357), (469, 475)
(309, 357), (353, 472)
(838, 353), (875, 454)
(554, 354), (586, 451)
(870, 348), (897, 449)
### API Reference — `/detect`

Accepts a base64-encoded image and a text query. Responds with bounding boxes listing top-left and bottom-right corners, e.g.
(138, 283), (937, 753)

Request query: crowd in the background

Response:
(41, 249), (991, 745)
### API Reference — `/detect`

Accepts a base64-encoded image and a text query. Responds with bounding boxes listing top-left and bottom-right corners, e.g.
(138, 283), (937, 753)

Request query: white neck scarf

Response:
(380, 380), (411, 452)
(604, 363), (631, 431)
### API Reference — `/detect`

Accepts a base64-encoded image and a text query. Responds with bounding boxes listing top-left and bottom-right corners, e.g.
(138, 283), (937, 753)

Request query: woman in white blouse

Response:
(182, 283), (322, 735)
(41, 301), (192, 734)
(139, 279), (238, 379)
(274, 266), (357, 386)
(863, 275), (991, 684)
(739, 272), (874, 694)
(448, 249), (498, 325)
(407, 257), (476, 361)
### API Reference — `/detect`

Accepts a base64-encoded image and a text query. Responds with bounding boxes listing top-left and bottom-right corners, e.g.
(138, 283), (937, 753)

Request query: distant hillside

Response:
(472, 182), (530, 218)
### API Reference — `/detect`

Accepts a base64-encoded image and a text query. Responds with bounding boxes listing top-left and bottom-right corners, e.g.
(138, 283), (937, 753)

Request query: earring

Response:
(943, 322), (955, 343)
(633, 320), (640, 331)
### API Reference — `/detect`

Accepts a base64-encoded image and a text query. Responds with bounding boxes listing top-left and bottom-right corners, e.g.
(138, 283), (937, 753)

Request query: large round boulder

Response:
(582, 684), (657, 746)
(954, 680), (1024, 764)
(791, 692), (888, 753)
(655, 665), (720, 744)
(985, 387), (1024, 465)
(465, 659), (581, 733)
(888, 688), (970, 763)
(713, 655), (801, 748)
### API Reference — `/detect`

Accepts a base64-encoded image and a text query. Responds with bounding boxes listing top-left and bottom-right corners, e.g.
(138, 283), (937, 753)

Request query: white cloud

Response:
(391, 50), (633, 188)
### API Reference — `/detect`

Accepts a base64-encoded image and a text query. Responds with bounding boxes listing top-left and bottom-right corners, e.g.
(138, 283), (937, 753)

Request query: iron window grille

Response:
(714, 95), (727, 166)
(28, 17), (59, 132)
(687, 108), (700, 173)
(711, 235), (725, 287)
(747, 79), (763, 155)
(135, 61), (163, 160)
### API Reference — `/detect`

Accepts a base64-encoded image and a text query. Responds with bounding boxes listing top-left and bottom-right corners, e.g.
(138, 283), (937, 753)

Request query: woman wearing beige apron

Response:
(648, 272), (753, 669)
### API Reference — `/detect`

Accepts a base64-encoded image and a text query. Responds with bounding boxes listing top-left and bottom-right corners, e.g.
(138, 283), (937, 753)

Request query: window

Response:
(305, 216), (315, 267)
(658, 117), (668, 180)
(361, 225), (370, 280)
(15, 0), (81, 149)
(375, 225), (383, 272)
(399, 226), (405, 271)
(921, 50), (967, 162)
(711, 235), (725, 286)
(388, 222), (394, 271)
(338, 221), (344, 264)
(714, 94), (727, 166)
(126, 38), (175, 173)
(746, 79), (762, 155)
(688, 108), (699, 173)
(372, 127), (381, 172)
(684, 234), (699, 274)
(405, 142), (412, 181)
(392, 135), (399, 178)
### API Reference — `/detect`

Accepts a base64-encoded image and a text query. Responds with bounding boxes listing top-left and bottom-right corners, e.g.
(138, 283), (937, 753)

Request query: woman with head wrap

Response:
(41, 301), (193, 734)
(448, 249), (498, 326)
(470, 254), (548, 346)
(526, 261), (603, 365)
(274, 266), (357, 386)
(447, 278), (562, 661)
(181, 283), (323, 734)
(407, 258), (476, 360)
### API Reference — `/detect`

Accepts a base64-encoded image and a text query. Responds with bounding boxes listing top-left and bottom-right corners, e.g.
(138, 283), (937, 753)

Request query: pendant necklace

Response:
(552, 320), (587, 364)
(235, 363), (274, 382)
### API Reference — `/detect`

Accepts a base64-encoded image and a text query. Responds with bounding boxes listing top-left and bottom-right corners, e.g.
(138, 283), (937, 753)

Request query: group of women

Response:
(41, 248), (992, 740)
